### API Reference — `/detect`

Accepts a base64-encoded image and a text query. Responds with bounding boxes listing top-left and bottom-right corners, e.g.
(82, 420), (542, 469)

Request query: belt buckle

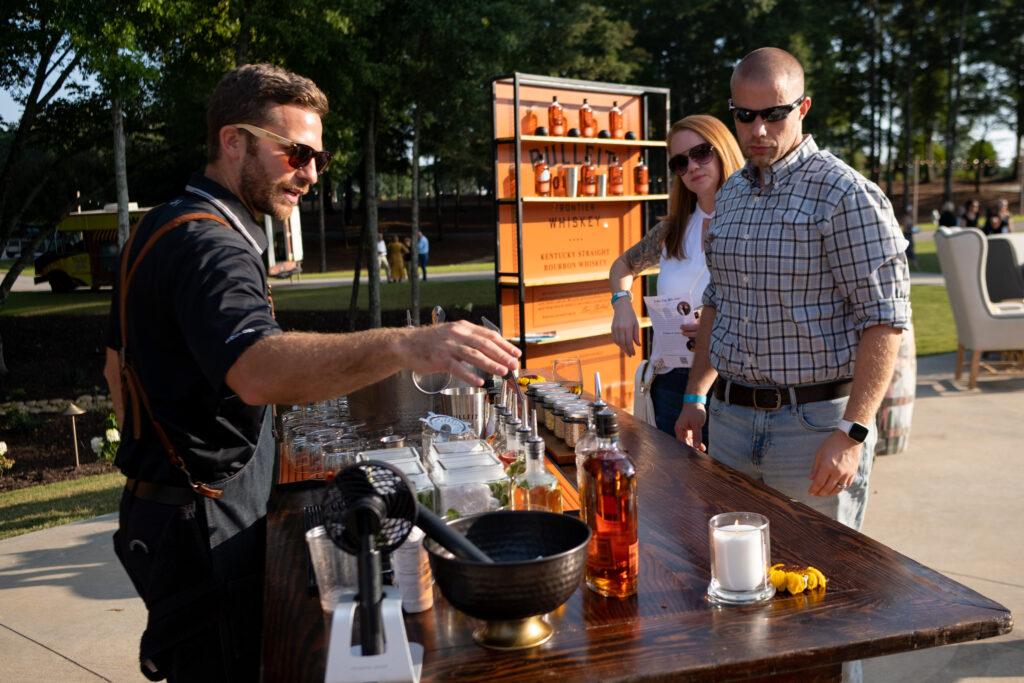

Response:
(752, 387), (783, 411)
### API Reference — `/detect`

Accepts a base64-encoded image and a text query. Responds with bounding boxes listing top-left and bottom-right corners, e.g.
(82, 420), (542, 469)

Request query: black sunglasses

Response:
(728, 95), (806, 124)
(234, 123), (333, 173)
(668, 143), (716, 176)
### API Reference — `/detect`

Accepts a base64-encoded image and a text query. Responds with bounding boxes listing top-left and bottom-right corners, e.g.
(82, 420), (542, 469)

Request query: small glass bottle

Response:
(579, 98), (596, 138)
(583, 409), (638, 598)
(488, 403), (509, 452)
(499, 407), (522, 469)
(634, 156), (649, 196)
(534, 154), (551, 196)
(581, 155), (598, 196)
(608, 157), (625, 196)
(609, 101), (624, 139)
(513, 411), (563, 513)
(548, 96), (566, 137)
(575, 372), (607, 495)
(508, 398), (533, 482)
(523, 107), (538, 135)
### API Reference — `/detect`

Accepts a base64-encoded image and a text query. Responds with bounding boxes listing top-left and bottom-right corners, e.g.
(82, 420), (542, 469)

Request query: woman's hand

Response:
(611, 299), (640, 356)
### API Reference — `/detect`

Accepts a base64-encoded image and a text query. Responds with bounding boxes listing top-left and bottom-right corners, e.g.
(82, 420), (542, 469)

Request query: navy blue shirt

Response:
(107, 173), (281, 485)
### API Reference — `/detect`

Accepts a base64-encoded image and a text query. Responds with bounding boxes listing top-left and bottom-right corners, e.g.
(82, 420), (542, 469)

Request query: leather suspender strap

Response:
(118, 212), (231, 500)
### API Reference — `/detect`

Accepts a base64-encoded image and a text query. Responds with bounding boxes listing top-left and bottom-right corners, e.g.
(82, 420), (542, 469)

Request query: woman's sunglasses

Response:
(668, 143), (716, 176)
(728, 95), (806, 124)
(233, 123), (332, 173)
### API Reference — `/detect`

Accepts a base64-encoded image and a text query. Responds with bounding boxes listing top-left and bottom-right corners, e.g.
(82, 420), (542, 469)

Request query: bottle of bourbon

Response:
(634, 156), (649, 196)
(548, 96), (566, 137)
(579, 98), (596, 138)
(582, 409), (637, 598)
(609, 101), (624, 139)
(608, 156), (625, 196)
(581, 155), (598, 196)
(534, 155), (551, 196)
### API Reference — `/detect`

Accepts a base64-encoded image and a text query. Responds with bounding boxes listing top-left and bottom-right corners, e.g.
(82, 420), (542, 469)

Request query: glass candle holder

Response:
(707, 512), (775, 605)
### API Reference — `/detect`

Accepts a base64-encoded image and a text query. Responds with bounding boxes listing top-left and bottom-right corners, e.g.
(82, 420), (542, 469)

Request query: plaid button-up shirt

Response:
(703, 135), (911, 386)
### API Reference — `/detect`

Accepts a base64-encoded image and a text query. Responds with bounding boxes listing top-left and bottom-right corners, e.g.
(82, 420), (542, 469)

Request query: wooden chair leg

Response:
(969, 349), (982, 389)
(955, 344), (965, 380)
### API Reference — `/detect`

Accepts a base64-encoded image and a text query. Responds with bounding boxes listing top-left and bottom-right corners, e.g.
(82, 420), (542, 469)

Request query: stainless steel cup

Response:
(440, 387), (488, 437)
(565, 167), (579, 198)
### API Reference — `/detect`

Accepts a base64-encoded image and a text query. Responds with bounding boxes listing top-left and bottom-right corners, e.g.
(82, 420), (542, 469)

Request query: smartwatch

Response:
(836, 419), (870, 444)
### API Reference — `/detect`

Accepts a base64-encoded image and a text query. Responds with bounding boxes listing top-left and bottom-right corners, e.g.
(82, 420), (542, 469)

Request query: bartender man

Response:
(102, 63), (519, 682)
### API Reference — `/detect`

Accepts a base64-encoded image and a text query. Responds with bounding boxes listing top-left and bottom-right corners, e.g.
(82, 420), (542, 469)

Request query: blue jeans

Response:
(707, 392), (875, 531)
(650, 367), (710, 446)
(418, 253), (428, 280)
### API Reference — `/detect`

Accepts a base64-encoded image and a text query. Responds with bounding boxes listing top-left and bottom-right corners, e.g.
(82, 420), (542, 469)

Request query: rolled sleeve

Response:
(822, 184), (911, 331)
(173, 239), (281, 391)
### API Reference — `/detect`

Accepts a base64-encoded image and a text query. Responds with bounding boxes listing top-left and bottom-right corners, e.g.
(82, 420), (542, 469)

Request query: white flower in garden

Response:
(106, 428), (121, 444)
(0, 441), (7, 456)
(91, 437), (104, 455)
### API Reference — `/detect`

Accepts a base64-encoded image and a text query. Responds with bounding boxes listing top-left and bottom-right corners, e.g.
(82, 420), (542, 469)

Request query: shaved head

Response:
(731, 48), (805, 99)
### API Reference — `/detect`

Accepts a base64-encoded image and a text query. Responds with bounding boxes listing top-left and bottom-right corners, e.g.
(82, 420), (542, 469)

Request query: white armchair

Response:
(934, 228), (1024, 388)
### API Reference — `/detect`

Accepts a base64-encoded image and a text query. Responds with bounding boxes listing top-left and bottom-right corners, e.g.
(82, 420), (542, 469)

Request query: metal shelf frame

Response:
(491, 72), (671, 364)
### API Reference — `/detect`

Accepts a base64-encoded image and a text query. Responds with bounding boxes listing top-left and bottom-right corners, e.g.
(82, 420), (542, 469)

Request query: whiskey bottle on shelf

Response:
(582, 409), (638, 598)
(579, 98), (596, 138)
(534, 154), (551, 196)
(609, 101), (624, 139)
(548, 96), (566, 137)
(608, 156), (625, 196)
(634, 156), (649, 196)
(523, 107), (538, 135)
(581, 155), (598, 196)
(503, 167), (516, 198)
(513, 410), (563, 513)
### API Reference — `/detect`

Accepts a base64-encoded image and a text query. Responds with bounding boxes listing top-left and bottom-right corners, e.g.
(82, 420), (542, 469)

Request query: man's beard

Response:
(240, 148), (302, 221)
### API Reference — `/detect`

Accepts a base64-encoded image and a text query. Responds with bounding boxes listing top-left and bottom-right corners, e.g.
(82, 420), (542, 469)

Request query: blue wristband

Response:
(683, 394), (707, 405)
(611, 290), (631, 306)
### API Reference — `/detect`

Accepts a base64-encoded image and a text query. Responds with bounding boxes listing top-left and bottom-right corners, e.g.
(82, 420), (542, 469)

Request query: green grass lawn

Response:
(911, 284), (956, 356)
(0, 471), (124, 540)
(0, 278), (496, 317)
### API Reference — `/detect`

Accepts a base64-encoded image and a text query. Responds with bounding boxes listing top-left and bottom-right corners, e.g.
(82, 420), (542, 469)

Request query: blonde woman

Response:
(608, 115), (743, 438)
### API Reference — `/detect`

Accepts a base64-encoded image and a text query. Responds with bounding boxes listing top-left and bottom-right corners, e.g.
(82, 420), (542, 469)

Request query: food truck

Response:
(33, 203), (304, 292)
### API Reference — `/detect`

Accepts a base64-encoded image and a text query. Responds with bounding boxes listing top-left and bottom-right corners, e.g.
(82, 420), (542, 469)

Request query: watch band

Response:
(836, 418), (869, 443)
(611, 290), (632, 305)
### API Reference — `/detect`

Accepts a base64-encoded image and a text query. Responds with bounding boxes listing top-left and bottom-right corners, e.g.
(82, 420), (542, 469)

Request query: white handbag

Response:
(632, 360), (658, 427)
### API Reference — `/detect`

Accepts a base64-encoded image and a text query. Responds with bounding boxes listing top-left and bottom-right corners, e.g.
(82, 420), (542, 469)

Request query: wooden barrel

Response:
(875, 323), (916, 456)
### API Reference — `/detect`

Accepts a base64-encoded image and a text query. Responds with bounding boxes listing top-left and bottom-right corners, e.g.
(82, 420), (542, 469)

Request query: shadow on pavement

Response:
(0, 526), (135, 601)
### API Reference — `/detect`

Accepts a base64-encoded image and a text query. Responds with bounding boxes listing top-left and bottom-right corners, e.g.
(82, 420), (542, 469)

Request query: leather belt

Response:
(714, 378), (852, 410)
(125, 477), (195, 506)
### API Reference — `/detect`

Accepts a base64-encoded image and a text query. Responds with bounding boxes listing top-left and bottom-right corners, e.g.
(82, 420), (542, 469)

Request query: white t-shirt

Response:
(652, 206), (711, 372)
(377, 239), (386, 256)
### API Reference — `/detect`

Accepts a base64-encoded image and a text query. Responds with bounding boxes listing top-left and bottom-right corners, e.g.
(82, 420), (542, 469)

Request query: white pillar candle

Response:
(712, 522), (765, 592)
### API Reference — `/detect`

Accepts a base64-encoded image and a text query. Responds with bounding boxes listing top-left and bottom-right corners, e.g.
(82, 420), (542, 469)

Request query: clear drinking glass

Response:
(551, 357), (584, 396)
(707, 512), (775, 605)
(305, 525), (357, 612)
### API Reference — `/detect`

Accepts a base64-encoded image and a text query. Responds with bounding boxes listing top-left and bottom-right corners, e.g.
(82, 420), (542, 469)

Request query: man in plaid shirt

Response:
(677, 48), (911, 531)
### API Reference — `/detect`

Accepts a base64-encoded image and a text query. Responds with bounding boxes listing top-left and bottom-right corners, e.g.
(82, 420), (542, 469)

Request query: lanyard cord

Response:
(184, 185), (263, 256)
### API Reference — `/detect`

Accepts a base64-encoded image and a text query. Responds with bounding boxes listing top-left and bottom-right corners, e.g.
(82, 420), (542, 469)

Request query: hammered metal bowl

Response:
(424, 511), (590, 625)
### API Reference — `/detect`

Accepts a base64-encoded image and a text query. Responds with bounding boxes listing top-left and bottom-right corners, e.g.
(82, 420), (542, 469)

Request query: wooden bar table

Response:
(261, 409), (1012, 681)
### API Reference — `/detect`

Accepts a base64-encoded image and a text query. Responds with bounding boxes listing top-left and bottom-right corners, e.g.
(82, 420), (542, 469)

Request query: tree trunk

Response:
(318, 178), (327, 273)
(901, 47), (914, 215)
(410, 105), (422, 325)
(433, 172), (442, 235)
(885, 93), (896, 198)
(363, 98), (382, 329)
(869, 0), (881, 183)
(944, 1), (968, 204)
(113, 96), (131, 248)
(347, 218), (366, 332)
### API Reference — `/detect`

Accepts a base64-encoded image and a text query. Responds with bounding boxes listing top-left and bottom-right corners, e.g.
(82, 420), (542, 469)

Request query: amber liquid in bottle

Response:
(523, 107), (538, 135)
(583, 411), (638, 598)
(579, 98), (596, 138)
(634, 159), (649, 196)
(548, 96), (566, 136)
(581, 155), (598, 196)
(534, 156), (551, 196)
(608, 159), (624, 196)
(609, 101), (624, 139)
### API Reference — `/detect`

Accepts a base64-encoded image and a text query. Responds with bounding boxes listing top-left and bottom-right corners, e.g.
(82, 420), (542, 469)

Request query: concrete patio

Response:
(0, 352), (1020, 682)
